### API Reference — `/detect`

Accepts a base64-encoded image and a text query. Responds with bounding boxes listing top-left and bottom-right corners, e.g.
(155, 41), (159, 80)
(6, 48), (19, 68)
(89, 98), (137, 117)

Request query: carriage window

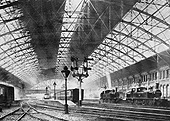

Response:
(0, 88), (4, 95)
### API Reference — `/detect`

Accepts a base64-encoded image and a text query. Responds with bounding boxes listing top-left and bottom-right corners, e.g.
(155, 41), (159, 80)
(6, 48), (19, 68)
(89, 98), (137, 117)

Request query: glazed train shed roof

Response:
(0, 0), (170, 88)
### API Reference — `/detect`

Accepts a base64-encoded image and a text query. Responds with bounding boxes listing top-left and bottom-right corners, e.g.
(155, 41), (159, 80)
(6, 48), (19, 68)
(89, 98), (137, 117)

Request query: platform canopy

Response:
(0, 0), (170, 88)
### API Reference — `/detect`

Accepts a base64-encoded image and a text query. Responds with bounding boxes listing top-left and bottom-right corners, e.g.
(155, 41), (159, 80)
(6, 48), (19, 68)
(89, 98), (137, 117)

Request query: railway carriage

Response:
(57, 88), (84, 103)
(0, 84), (14, 107)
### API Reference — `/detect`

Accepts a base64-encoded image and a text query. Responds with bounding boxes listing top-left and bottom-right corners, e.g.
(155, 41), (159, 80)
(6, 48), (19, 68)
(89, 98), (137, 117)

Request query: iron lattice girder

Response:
(106, 37), (147, 59)
(100, 43), (137, 63)
(0, 42), (31, 57)
(2, 0), (170, 86)
(0, 1), (19, 10)
(92, 51), (126, 70)
(3, 64), (38, 82)
(90, 60), (115, 72)
(19, 0), (66, 71)
(0, 48), (34, 63)
(4, 60), (38, 77)
(122, 20), (170, 48)
(0, 27), (24, 38)
(70, 0), (137, 58)
(111, 29), (170, 67)
(92, 70), (104, 77)
(96, 47), (131, 66)
(1, 55), (35, 69)
(90, 60), (117, 72)
(133, 7), (170, 28)
(7, 59), (38, 72)
(2, 52), (37, 68)
(0, 1), (40, 85)
(90, 62), (112, 75)
(117, 1), (167, 41)
(0, 35), (29, 48)
(92, 64), (110, 76)
(112, 29), (158, 55)
(0, 16), (23, 25)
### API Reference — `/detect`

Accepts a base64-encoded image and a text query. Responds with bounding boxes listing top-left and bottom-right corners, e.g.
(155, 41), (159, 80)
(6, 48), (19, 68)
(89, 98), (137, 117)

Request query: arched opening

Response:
(163, 85), (166, 97)
(166, 84), (169, 97)
(160, 85), (162, 97)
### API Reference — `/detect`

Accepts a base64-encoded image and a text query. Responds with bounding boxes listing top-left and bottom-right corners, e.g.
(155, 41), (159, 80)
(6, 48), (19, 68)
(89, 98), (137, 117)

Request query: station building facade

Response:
(110, 50), (170, 99)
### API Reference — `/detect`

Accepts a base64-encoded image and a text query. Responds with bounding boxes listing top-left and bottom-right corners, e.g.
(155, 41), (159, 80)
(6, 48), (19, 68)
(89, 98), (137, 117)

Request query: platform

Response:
(40, 99), (76, 107)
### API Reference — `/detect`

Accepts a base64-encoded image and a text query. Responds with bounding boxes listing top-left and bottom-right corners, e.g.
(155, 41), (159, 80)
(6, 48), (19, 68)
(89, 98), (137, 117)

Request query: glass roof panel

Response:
(0, 0), (39, 84)
(1, 0), (170, 86)
(87, 0), (170, 81)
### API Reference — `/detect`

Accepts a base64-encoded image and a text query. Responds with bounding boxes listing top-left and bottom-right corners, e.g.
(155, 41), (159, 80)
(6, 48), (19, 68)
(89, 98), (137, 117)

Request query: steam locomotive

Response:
(126, 86), (166, 106)
(100, 89), (123, 103)
(100, 86), (168, 106)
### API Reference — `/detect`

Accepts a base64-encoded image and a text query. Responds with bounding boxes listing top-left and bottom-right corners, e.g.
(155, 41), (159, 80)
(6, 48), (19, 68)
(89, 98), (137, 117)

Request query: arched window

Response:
(160, 85), (162, 90)
(166, 84), (169, 97)
(163, 85), (166, 97)
(160, 85), (162, 97)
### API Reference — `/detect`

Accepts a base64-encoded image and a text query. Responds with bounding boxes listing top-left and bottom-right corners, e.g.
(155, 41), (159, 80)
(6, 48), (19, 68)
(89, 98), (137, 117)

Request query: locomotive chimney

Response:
(115, 87), (118, 92)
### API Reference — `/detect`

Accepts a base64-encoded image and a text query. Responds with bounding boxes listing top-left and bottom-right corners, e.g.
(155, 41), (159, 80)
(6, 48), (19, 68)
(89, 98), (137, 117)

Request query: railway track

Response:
(83, 101), (170, 115)
(0, 106), (38, 121)
(27, 102), (68, 121)
(32, 101), (170, 121)
(76, 106), (170, 121)
(0, 102), (69, 121)
(0, 107), (21, 121)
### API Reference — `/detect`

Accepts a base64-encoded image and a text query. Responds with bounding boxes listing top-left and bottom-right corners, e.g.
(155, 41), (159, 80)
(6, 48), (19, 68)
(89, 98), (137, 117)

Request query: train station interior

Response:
(2, 0), (170, 120)
(0, 0), (170, 101)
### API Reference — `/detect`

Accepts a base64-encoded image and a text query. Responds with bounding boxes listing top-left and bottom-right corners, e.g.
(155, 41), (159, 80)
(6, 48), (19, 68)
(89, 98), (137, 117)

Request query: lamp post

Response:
(61, 66), (70, 114)
(53, 82), (56, 100)
(71, 57), (92, 107)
